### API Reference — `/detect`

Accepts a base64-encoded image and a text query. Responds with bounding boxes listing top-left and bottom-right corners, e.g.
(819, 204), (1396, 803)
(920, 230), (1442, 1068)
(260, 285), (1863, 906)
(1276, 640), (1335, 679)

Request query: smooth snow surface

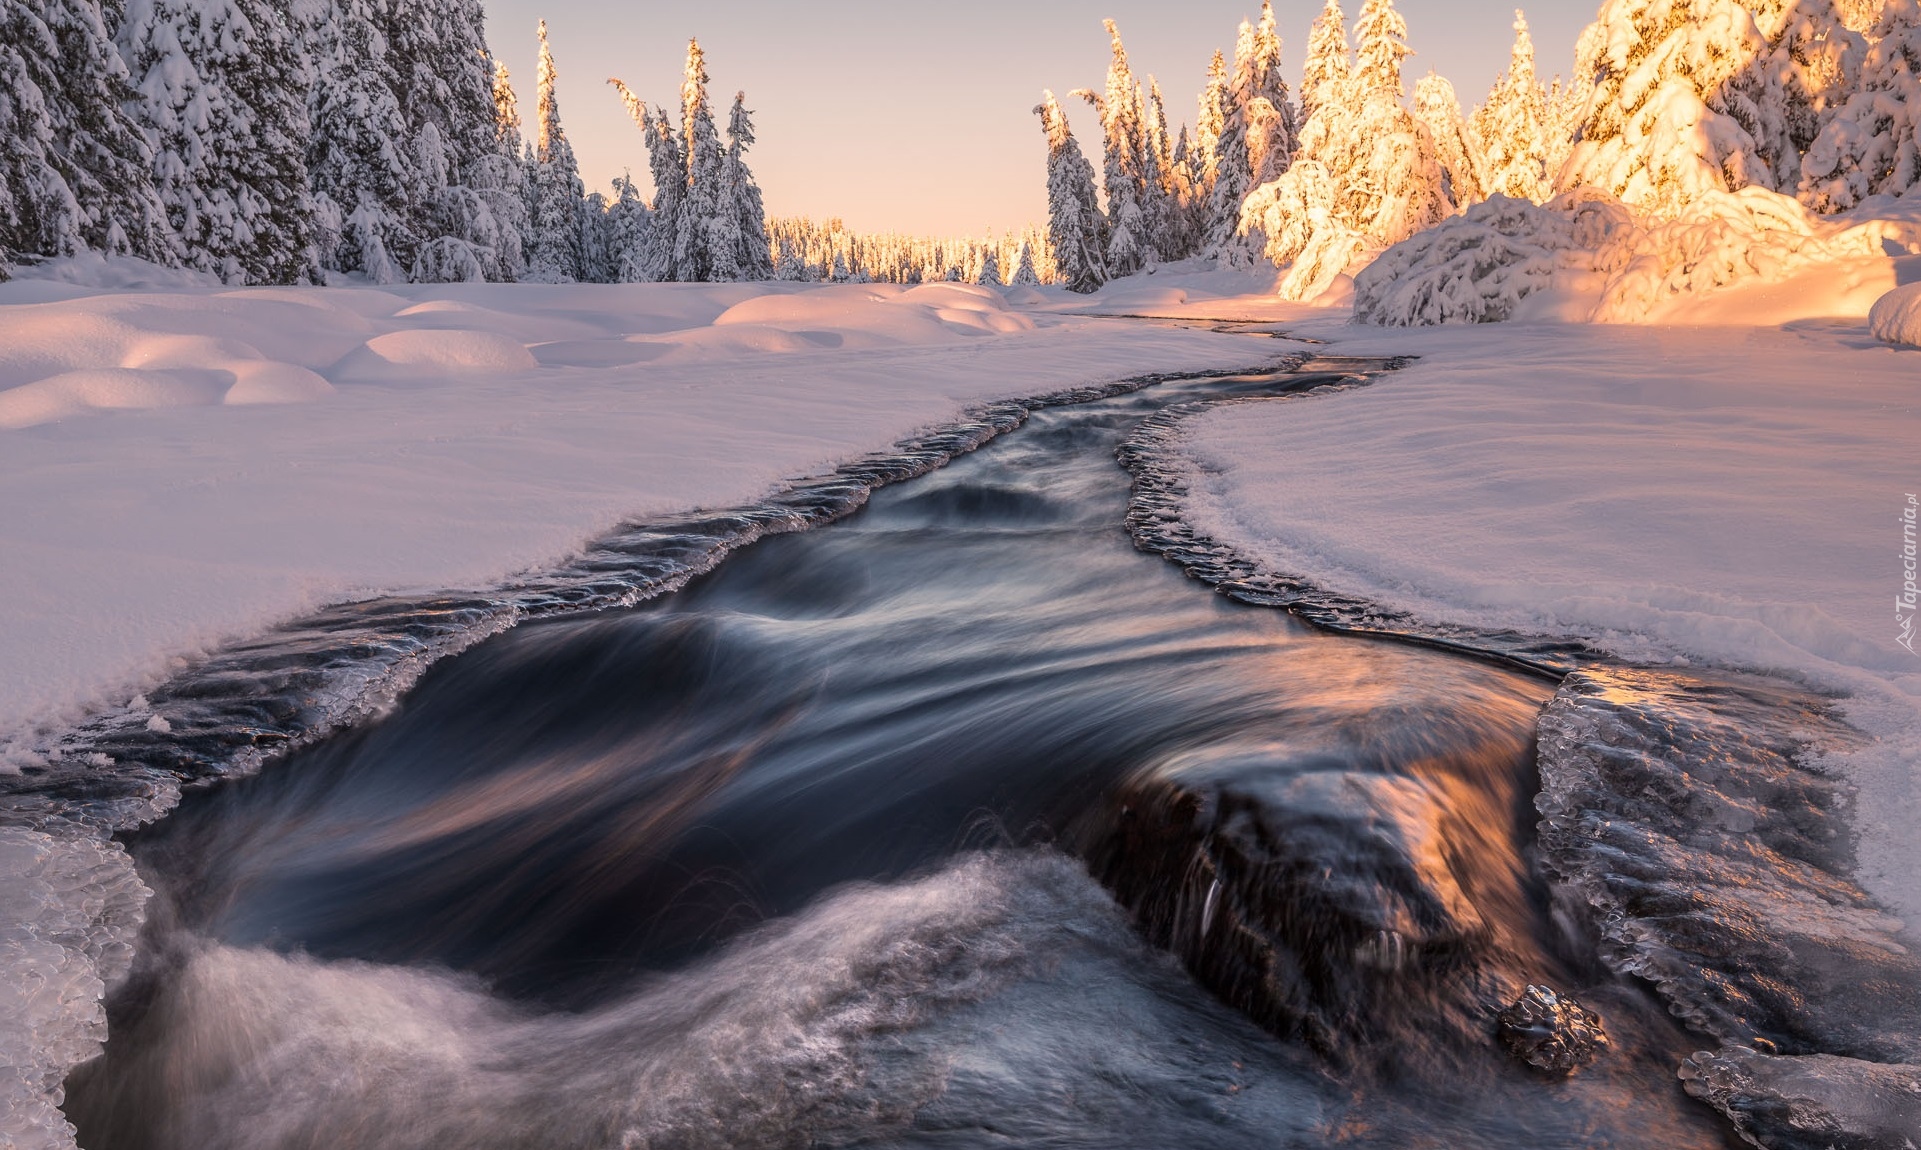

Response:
(1172, 313), (1921, 922)
(0, 278), (1257, 754)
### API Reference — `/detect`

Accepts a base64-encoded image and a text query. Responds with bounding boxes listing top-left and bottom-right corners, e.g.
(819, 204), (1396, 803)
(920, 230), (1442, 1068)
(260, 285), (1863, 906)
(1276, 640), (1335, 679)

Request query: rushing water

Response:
(66, 364), (1743, 1149)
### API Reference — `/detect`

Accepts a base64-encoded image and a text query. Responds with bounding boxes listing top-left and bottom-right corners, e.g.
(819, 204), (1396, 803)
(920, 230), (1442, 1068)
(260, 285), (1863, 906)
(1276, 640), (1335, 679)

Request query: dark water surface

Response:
(68, 366), (1738, 1149)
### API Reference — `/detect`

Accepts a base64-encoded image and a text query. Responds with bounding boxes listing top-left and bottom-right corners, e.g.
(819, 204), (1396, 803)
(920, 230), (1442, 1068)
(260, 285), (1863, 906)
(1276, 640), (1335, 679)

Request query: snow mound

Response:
(706, 283), (1033, 347)
(331, 329), (539, 382)
(1354, 187), (1918, 326)
(0, 826), (150, 1150)
(0, 368), (231, 429)
(1870, 283), (1921, 348)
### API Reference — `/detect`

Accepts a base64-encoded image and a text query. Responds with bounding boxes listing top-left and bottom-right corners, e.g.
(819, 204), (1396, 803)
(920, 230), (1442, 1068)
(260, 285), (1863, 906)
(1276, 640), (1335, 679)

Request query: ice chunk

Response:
(0, 825), (150, 1150)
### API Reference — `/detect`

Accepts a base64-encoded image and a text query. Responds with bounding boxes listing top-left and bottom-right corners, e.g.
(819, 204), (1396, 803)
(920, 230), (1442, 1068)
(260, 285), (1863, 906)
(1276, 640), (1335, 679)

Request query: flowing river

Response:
(59, 356), (1822, 1148)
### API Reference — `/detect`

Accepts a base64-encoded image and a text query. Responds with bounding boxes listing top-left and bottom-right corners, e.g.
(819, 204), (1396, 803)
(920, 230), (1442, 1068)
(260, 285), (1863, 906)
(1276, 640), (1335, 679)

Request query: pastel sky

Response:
(484, 1), (1595, 236)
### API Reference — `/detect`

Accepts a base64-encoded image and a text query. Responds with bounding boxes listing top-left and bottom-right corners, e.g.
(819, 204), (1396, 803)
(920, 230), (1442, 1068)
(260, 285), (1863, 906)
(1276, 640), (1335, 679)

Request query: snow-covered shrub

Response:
(1355, 184), (1900, 325)
(1870, 283), (1921, 347)
(1354, 191), (1644, 324)
(1355, 196), (1592, 324)
(410, 235), (487, 283)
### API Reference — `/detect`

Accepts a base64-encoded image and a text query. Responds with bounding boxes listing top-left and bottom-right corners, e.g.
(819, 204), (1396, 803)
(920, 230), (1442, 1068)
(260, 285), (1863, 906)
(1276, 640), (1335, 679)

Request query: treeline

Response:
(766, 218), (1053, 286)
(0, 0), (771, 284)
(1039, 0), (1920, 294)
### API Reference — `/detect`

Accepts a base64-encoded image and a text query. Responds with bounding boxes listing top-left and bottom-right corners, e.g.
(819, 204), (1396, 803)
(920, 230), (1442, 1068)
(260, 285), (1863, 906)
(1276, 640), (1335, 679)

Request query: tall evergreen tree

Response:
(1075, 20), (1149, 274)
(307, 0), (413, 280)
(490, 57), (534, 277)
(1355, 0), (1414, 98)
(722, 90), (773, 279)
(1011, 240), (1041, 285)
(1416, 72), (1485, 208)
(526, 19), (583, 281)
(0, 0), (174, 268)
(1557, 0), (1848, 214)
(1470, 10), (1552, 201)
(119, 0), (317, 282)
(673, 38), (726, 282)
(1300, 0), (1353, 123)
(1194, 49), (1229, 197)
(1802, 0), (1920, 209)
(1035, 89), (1105, 292)
(606, 171), (653, 282)
(1236, 0), (1298, 184)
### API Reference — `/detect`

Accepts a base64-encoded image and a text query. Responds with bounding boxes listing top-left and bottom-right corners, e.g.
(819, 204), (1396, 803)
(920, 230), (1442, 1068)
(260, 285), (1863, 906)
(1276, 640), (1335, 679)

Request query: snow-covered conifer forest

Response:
(0, 0), (771, 284)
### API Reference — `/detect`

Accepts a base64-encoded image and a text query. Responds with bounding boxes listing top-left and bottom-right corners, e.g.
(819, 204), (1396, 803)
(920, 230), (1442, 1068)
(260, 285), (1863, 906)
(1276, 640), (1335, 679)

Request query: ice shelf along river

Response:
(11, 343), (1920, 1149)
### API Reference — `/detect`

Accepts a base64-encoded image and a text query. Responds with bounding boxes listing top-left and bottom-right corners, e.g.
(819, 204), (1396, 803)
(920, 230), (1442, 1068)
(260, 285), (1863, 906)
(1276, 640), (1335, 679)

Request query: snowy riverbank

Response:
(1143, 300), (1921, 926)
(0, 275), (1264, 760)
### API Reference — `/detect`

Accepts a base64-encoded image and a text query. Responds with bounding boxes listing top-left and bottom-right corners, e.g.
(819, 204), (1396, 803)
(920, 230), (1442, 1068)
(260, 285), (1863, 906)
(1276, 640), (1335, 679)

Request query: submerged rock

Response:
(1071, 711), (1547, 1060)
(1496, 983), (1608, 1074)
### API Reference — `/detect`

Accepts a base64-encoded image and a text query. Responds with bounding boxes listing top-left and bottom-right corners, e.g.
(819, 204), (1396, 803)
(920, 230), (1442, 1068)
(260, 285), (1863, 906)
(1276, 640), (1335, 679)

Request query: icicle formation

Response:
(606, 39), (770, 282)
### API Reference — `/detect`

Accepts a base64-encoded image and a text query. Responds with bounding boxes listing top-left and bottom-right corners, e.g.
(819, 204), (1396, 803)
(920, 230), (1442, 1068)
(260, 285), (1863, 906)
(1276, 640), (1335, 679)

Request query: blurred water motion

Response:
(69, 368), (1736, 1149)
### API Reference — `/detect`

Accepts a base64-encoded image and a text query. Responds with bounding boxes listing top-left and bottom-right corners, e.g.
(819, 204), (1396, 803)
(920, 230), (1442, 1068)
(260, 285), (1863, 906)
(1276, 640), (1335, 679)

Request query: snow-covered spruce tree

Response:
(977, 243), (1001, 286)
(306, 0), (413, 280)
(673, 38), (728, 282)
(1416, 72), (1486, 208)
(118, 0), (318, 283)
(1557, 0), (1855, 215)
(0, 0), (175, 269)
(577, 189), (615, 283)
(1470, 10), (1552, 202)
(488, 58), (533, 279)
(1012, 240), (1041, 285)
(1747, 0), (1865, 185)
(1238, 0), (1298, 185)
(1193, 49), (1229, 198)
(1334, 0), (1448, 238)
(1300, 0), (1353, 124)
(609, 77), (677, 281)
(1074, 20), (1149, 276)
(387, 0), (525, 282)
(1202, 25), (1257, 258)
(1141, 76), (1181, 259)
(1237, 0), (1446, 297)
(722, 90), (773, 280)
(526, 20), (583, 282)
(1035, 88), (1106, 292)
(1799, 0), (1909, 210)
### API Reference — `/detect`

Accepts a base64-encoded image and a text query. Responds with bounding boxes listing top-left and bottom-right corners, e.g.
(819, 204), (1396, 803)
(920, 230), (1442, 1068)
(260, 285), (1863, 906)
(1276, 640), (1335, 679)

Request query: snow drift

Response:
(1353, 187), (1921, 326)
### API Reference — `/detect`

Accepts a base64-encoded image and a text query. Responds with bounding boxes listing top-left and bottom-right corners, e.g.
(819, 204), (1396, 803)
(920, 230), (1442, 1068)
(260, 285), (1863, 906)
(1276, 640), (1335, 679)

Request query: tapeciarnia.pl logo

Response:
(1901, 494), (1919, 655)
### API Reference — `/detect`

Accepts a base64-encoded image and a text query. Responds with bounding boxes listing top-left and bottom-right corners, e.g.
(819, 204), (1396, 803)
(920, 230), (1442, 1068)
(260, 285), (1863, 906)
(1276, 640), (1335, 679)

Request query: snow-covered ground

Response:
(0, 270), (1264, 760)
(1137, 272), (1921, 924)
